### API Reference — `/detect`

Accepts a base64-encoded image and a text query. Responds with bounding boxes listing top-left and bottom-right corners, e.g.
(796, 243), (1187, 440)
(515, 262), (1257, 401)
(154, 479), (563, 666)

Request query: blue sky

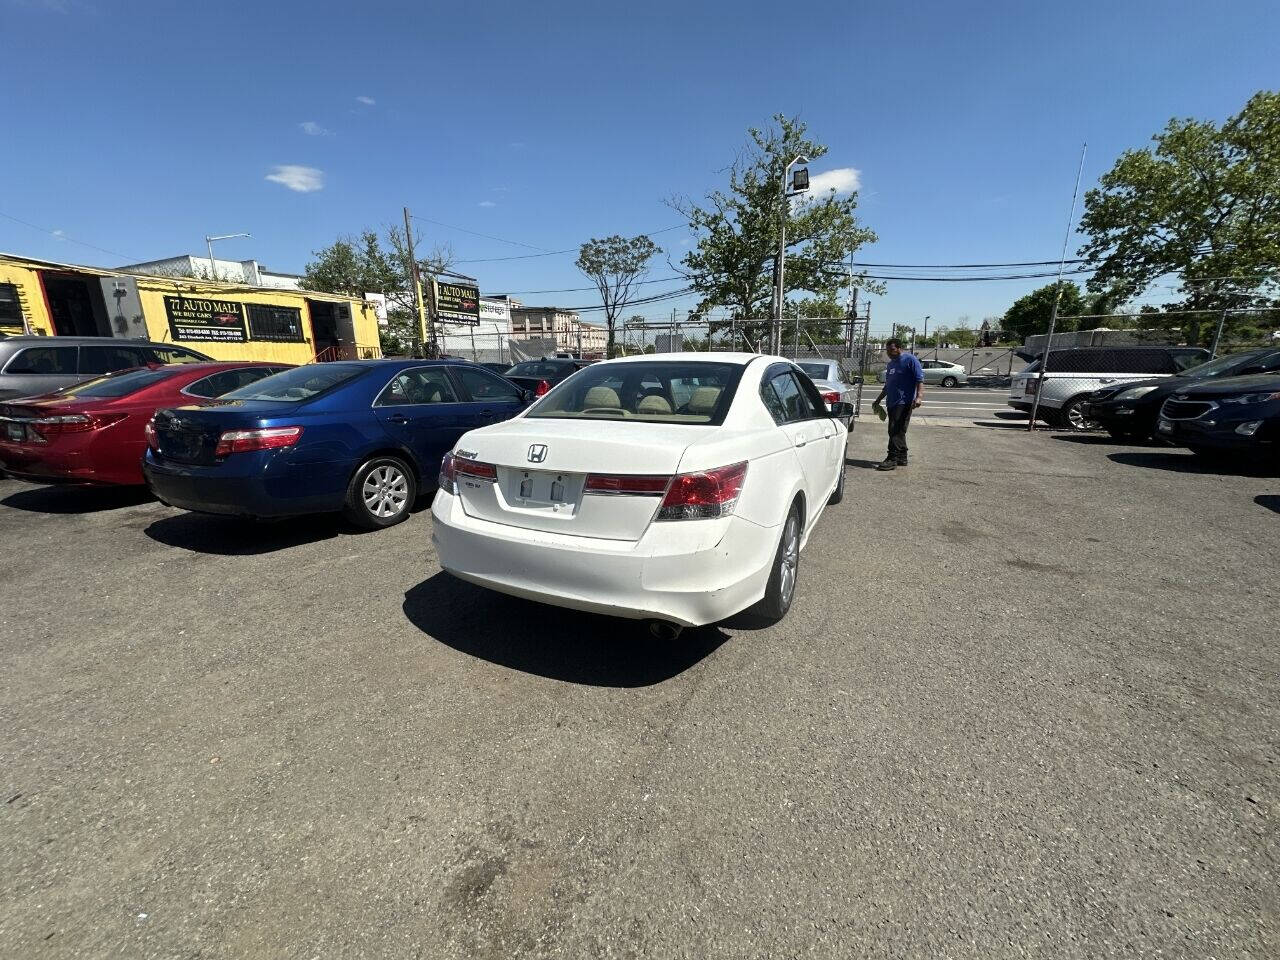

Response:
(3, 0), (1277, 334)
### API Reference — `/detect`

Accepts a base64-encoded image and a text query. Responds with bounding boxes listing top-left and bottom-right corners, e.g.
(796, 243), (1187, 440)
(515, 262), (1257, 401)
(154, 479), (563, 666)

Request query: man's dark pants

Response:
(886, 403), (913, 463)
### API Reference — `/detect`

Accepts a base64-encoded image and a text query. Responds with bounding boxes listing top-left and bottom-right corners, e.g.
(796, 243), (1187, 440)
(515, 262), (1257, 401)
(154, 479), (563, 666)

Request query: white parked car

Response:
(431, 353), (853, 635)
(794, 359), (857, 429)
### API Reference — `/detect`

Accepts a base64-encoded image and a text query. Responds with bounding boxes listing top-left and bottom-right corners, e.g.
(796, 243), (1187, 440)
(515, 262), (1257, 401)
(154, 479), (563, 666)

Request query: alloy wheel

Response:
(778, 514), (799, 608)
(363, 464), (409, 518)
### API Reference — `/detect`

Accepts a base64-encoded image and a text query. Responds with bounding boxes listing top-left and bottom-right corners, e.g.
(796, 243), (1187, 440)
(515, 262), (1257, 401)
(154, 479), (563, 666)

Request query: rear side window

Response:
(768, 372), (818, 423)
(4, 345), (78, 374)
(185, 367), (280, 399)
(79, 344), (146, 375)
(375, 367), (459, 406)
(453, 366), (522, 402)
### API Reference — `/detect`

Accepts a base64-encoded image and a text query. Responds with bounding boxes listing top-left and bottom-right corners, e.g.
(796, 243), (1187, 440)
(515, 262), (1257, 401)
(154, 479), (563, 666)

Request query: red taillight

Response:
(657, 461), (748, 521)
(214, 426), (303, 457)
(584, 473), (670, 495)
(535, 379), (551, 397)
(454, 456), (497, 480)
(28, 412), (126, 442)
(438, 451), (457, 493)
(821, 391), (840, 406)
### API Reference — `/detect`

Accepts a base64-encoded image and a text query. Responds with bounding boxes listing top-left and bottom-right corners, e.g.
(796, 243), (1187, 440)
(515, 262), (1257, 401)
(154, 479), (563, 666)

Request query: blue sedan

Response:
(143, 359), (531, 528)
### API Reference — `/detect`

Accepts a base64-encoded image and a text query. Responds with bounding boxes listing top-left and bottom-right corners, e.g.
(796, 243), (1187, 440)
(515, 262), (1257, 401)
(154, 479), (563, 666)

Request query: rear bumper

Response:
(143, 454), (345, 518)
(430, 490), (778, 627)
(0, 440), (141, 486)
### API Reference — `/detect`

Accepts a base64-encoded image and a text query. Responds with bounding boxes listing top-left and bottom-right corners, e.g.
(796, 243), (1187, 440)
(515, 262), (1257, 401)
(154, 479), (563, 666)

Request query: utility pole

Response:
(1029, 143), (1087, 432)
(403, 207), (431, 358)
(772, 154), (809, 355)
(1210, 307), (1229, 358)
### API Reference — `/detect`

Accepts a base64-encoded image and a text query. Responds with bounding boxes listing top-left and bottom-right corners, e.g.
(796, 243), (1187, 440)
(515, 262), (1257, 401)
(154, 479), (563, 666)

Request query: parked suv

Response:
(0, 336), (210, 400)
(1008, 346), (1209, 430)
(1082, 348), (1280, 441)
(1156, 373), (1280, 458)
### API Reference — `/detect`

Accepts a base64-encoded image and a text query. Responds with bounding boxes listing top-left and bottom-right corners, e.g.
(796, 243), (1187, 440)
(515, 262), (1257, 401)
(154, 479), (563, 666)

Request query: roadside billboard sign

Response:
(163, 295), (247, 342)
(435, 281), (481, 326)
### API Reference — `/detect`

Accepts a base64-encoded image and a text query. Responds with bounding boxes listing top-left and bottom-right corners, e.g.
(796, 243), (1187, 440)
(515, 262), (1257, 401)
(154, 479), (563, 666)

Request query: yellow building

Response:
(0, 252), (381, 364)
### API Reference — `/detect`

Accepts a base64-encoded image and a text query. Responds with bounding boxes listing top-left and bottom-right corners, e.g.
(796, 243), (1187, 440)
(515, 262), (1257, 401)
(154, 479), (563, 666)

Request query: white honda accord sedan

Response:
(431, 353), (851, 631)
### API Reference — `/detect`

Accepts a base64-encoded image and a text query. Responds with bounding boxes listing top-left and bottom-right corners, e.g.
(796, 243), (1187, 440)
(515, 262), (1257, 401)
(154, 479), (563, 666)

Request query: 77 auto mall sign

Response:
(163, 295), (247, 342)
(435, 281), (480, 326)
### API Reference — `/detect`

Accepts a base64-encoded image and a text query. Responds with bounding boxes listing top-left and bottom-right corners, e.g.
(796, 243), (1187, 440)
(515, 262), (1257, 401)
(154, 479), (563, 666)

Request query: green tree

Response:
(671, 115), (880, 345)
(302, 228), (454, 356)
(1001, 281), (1088, 343)
(1079, 90), (1280, 345)
(576, 234), (660, 359)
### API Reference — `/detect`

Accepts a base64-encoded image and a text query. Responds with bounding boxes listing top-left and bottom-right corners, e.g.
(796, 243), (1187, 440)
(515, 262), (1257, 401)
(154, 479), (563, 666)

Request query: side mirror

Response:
(521, 389), (537, 403)
(828, 401), (856, 418)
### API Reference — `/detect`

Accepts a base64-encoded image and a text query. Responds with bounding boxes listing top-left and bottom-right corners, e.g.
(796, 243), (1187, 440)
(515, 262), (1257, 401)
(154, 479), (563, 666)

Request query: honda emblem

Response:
(527, 443), (548, 463)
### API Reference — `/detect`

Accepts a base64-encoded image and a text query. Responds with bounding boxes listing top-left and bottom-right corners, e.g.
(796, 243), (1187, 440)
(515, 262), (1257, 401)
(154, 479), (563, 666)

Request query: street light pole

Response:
(772, 154), (809, 355)
(203, 232), (251, 282)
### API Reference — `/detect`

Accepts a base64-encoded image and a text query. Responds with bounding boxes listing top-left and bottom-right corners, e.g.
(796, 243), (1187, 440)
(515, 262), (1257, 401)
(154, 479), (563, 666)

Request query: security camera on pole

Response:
(771, 155), (810, 355)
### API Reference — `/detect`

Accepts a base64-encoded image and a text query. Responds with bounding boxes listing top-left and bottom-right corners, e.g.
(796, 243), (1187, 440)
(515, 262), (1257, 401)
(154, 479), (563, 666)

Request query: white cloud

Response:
(265, 165), (324, 193)
(299, 121), (331, 136)
(52, 228), (66, 238)
(355, 96), (376, 106)
(478, 200), (496, 208)
(804, 167), (861, 196)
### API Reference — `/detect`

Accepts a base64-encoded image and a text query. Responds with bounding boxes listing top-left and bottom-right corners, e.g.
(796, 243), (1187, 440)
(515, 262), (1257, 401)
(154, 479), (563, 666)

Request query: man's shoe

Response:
(896, 459), (909, 467)
(876, 459), (897, 471)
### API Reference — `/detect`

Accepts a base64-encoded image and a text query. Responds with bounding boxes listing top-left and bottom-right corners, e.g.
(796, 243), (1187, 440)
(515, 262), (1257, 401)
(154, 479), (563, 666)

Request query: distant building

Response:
(117, 254), (302, 290)
(508, 304), (607, 357)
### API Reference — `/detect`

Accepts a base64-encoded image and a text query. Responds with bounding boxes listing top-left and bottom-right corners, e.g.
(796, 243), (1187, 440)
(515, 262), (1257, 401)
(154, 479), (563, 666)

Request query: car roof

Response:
(0, 336), (194, 347)
(594, 352), (765, 366)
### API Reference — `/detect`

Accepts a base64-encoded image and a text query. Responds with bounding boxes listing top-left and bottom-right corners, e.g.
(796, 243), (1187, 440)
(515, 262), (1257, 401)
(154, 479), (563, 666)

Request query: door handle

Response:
(387, 414), (409, 425)
(794, 437), (808, 447)
(480, 408), (496, 420)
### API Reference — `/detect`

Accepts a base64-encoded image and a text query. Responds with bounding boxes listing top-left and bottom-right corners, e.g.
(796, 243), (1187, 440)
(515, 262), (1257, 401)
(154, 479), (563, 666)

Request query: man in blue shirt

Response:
(872, 339), (924, 470)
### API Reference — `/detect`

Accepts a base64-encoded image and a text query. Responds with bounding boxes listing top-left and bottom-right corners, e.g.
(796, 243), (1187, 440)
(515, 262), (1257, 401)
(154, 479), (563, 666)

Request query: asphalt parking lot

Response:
(2, 423), (1277, 959)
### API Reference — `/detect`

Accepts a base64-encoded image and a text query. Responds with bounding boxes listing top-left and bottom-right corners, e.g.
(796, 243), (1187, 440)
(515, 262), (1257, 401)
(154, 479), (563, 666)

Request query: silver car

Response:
(0, 336), (210, 400)
(795, 359), (857, 429)
(876, 358), (968, 387)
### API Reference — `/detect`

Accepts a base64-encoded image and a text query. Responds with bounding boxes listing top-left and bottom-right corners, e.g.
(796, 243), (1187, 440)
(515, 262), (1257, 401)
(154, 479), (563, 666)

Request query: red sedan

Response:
(0, 361), (292, 486)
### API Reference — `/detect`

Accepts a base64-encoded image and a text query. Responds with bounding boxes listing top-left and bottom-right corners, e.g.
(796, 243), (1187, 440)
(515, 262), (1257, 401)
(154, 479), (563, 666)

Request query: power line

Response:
(453, 224), (686, 264)
(0, 210), (138, 262)
(410, 215), (553, 252)
(496, 275), (683, 296)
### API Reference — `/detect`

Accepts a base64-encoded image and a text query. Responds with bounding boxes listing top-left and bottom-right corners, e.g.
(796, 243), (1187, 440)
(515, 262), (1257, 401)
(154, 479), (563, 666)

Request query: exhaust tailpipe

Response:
(646, 620), (683, 641)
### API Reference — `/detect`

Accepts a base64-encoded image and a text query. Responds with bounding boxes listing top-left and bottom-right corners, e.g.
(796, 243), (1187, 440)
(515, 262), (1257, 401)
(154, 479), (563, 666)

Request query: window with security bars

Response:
(0, 283), (22, 323)
(247, 303), (304, 342)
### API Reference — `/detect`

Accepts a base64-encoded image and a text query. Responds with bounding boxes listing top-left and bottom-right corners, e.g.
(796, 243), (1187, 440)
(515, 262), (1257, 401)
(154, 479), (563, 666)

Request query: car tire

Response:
(343, 455), (417, 529)
(828, 462), (846, 505)
(941, 376), (958, 388)
(755, 503), (801, 624)
(1058, 396), (1097, 431)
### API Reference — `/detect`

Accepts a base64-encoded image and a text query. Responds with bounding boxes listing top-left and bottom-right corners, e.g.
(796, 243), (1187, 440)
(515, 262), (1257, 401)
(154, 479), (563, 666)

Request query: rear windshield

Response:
(797, 362), (831, 379)
(525, 361), (744, 424)
(220, 364), (365, 403)
(507, 361), (574, 377)
(57, 368), (174, 398)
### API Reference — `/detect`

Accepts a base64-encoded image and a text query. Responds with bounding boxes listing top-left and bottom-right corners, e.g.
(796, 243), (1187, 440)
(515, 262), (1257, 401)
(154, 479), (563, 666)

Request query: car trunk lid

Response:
(454, 419), (705, 541)
(149, 400), (298, 465)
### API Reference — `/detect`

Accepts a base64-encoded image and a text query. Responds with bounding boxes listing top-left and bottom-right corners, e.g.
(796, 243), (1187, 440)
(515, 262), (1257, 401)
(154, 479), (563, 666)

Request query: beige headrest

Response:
(637, 394), (673, 415)
(584, 386), (621, 408)
(687, 386), (722, 415)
